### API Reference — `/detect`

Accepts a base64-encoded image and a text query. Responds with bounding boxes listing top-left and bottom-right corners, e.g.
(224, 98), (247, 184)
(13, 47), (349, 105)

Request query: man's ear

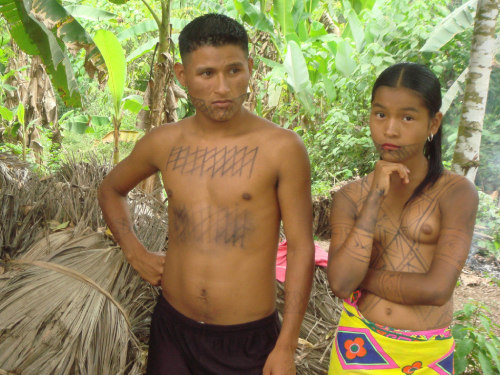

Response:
(174, 62), (186, 86)
(430, 111), (443, 135)
(247, 57), (253, 76)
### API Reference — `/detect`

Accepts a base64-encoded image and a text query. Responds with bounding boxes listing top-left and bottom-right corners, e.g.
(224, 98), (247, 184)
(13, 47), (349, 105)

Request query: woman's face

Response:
(369, 86), (441, 164)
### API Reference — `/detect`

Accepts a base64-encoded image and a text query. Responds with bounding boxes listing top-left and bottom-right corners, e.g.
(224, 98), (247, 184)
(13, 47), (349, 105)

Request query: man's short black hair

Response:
(178, 13), (249, 62)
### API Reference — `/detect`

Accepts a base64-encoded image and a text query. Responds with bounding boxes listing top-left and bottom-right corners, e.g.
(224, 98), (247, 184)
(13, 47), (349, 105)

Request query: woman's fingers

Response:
(372, 161), (411, 196)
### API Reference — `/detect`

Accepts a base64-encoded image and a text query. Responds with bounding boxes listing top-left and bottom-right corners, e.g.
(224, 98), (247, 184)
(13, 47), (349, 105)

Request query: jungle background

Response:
(0, 0), (499, 374)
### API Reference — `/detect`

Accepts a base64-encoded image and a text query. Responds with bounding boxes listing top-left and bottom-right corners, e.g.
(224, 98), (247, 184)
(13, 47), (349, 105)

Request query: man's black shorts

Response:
(146, 294), (281, 375)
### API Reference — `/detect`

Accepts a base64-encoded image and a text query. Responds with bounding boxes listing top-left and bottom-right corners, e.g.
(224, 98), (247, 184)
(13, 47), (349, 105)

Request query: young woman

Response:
(327, 63), (478, 374)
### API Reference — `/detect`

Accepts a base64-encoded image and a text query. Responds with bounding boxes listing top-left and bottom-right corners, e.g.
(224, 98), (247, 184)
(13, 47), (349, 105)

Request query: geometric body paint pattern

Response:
(167, 145), (258, 178)
(170, 205), (251, 249)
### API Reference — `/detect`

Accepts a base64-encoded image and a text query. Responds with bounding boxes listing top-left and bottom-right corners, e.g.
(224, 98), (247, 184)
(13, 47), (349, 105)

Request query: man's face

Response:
(175, 45), (252, 122)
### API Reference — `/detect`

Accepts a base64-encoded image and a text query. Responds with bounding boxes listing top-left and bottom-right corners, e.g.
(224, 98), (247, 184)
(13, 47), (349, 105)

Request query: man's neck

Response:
(191, 108), (251, 137)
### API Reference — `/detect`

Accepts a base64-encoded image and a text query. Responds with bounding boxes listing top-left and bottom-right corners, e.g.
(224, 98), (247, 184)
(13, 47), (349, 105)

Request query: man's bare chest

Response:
(161, 143), (277, 203)
(165, 143), (259, 180)
(160, 142), (279, 249)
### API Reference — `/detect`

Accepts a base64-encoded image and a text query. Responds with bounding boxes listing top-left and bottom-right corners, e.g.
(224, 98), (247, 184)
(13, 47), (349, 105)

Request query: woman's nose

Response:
(384, 118), (399, 137)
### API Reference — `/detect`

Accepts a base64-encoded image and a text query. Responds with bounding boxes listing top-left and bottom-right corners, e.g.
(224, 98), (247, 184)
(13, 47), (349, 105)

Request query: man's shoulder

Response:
(151, 121), (185, 136)
(256, 120), (303, 146)
(139, 121), (185, 144)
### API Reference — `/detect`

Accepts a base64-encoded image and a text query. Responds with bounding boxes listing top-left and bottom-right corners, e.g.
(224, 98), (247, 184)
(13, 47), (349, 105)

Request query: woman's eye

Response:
(375, 112), (385, 119)
(403, 115), (413, 121)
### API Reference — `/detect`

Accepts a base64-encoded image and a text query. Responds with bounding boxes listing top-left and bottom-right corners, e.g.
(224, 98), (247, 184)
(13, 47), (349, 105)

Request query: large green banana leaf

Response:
(0, 0), (103, 107)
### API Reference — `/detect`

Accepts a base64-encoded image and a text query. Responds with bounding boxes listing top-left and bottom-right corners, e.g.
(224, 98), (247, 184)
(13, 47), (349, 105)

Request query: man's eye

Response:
(229, 68), (240, 74)
(201, 71), (212, 77)
(375, 112), (385, 119)
(403, 115), (413, 121)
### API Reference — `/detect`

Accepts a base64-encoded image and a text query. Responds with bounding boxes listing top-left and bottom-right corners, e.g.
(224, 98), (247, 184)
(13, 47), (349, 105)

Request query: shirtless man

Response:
(98, 13), (315, 375)
(327, 63), (478, 374)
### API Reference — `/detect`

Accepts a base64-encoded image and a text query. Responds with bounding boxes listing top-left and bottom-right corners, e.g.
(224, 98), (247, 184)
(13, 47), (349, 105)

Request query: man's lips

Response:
(212, 100), (232, 107)
(381, 143), (401, 150)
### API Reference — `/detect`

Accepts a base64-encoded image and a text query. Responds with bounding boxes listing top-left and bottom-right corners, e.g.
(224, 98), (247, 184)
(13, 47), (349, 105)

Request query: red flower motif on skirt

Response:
(402, 361), (423, 374)
(344, 337), (367, 359)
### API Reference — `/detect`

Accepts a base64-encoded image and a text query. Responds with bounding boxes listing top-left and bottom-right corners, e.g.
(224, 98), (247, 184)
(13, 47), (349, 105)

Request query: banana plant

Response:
(109, 0), (177, 132)
(0, 0), (108, 107)
(93, 29), (128, 165)
(420, 0), (478, 52)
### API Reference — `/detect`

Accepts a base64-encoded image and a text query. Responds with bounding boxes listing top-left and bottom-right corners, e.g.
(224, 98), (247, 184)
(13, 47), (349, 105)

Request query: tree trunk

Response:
(451, 0), (499, 181)
(137, 0), (178, 196)
(112, 115), (120, 165)
(137, 0), (178, 133)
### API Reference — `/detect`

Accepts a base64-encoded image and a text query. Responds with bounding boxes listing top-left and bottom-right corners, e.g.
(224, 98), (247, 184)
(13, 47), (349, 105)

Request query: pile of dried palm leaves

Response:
(0, 152), (341, 375)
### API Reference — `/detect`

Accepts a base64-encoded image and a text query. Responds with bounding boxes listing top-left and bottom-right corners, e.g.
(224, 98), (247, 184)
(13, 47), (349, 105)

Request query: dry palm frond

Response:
(0, 229), (156, 375)
(312, 195), (333, 240)
(0, 152), (31, 189)
(0, 153), (168, 259)
(53, 153), (168, 253)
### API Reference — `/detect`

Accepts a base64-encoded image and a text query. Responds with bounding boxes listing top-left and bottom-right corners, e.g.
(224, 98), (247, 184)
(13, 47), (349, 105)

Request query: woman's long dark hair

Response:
(371, 62), (443, 205)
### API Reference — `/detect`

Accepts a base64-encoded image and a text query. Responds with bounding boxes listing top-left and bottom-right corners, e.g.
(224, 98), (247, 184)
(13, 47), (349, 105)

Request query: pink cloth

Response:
(275, 240), (328, 282)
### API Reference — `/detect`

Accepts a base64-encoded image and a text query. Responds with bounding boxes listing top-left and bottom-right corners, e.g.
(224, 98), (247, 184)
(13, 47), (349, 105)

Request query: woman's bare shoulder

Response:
(435, 170), (478, 206)
(438, 170), (477, 194)
(333, 175), (372, 206)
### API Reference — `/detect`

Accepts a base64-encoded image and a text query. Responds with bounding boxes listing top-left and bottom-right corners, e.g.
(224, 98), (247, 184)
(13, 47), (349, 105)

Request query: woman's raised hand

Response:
(370, 160), (410, 197)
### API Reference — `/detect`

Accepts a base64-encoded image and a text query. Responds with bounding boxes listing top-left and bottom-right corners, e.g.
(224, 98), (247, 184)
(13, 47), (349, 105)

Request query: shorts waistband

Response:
(157, 293), (279, 333)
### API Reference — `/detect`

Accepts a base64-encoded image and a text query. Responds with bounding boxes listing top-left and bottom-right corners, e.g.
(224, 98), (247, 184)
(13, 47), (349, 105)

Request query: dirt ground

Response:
(454, 267), (500, 334)
(314, 241), (500, 334)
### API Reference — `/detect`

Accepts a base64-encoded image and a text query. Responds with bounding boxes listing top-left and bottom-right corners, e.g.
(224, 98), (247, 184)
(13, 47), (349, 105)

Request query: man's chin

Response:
(210, 108), (241, 122)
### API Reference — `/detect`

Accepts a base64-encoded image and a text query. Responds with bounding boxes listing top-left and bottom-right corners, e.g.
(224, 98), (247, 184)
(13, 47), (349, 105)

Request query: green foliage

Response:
(420, 0), (477, 53)
(475, 68), (500, 194)
(0, 0), (100, 107)
(296, 108), (375, 189)
(93, 29), (126, 115)
(283, 40), (313, 112)
(452, 301), (500, 375)
(475, 191), (500, 261)
(238, 0), (469, 189)
(1, 0), (497, 199)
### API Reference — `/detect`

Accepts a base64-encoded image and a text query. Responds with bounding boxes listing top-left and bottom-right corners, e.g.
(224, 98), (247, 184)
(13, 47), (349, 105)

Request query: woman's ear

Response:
(430, 111), (443, 135)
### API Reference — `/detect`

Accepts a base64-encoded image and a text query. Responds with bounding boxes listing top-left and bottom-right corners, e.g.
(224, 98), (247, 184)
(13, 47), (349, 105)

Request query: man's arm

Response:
(361, 177), (478, 306)
(263, 131), (315, 375)
(98, 130), (165, 285)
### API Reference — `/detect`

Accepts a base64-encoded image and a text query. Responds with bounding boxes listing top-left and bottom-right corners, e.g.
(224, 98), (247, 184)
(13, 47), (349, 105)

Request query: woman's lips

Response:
(382, 143), (401, 150)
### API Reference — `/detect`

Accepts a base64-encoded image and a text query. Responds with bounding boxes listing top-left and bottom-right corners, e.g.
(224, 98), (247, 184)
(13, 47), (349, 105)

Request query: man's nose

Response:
(214, 74), (230, 95)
